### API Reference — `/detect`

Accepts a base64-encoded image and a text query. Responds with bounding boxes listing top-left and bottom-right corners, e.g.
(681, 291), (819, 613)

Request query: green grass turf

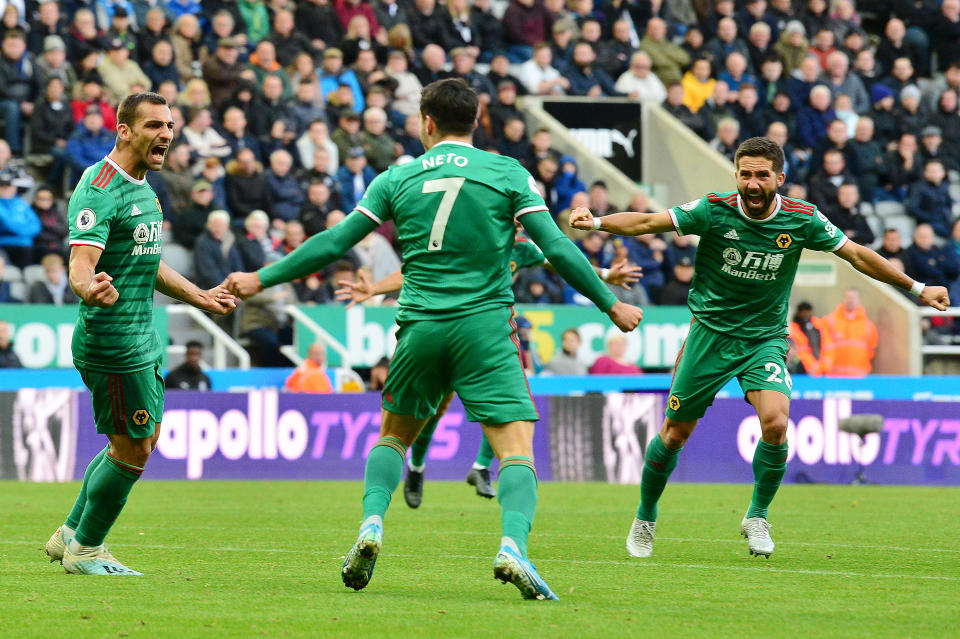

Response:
(1, 481), (957, 639)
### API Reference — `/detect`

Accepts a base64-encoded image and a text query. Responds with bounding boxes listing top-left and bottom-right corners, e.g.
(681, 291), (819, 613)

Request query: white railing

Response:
(166, 305), (250, 369)
(919, 306), (960, 357)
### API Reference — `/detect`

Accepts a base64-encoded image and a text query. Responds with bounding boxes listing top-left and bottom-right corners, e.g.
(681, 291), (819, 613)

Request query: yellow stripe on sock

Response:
(376, 436), (407, 458)
(500, 457), (538, 482)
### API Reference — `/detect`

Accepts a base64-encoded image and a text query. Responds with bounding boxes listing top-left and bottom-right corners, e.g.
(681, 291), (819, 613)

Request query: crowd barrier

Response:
(2, 385), (957, 486)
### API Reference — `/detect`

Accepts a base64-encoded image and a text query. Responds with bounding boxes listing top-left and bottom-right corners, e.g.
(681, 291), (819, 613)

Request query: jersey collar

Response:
(105, 156), (146, 185)
(432, 140), (474, 149)
(736, 193), (781, 223)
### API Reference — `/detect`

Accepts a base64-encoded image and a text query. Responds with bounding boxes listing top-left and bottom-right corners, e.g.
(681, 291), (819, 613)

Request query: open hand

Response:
(86, 271), (119, 307)
(569, 206), (595, 231)
(205, 285), (238, 315)
(224, 271), (264, 300)
(920, 285), (950, 311)
(334, 270), (375, 308)
(606, 300), (643, 332)
(607, 258), (643, 289)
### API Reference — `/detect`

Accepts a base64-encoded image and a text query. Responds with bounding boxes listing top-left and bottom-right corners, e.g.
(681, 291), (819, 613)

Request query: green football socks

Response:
(636, 435), (682, 522)
(65, 446), (108, 530)
(497, 457), (538, 559)
(74, 454), (143, 547)
(746, 440), (789, 519)
(474, 434), (495, 469)
(362, 437), (406, 521)
(408, 416), (439, 469)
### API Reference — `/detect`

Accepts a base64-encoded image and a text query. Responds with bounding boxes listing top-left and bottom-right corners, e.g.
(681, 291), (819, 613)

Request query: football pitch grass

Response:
(2, 481), (958, 639)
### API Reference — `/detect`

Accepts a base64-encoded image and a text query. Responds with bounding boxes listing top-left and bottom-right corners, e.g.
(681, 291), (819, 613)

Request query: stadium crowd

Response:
(0, 0), (959, 365)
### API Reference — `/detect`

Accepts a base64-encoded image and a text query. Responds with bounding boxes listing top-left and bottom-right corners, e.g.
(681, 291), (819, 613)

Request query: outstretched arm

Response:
(834, 240), (950, 310)
(569, 206), (677, 236)
(156, 260), (237, 315)
(226, 212), (379, 298)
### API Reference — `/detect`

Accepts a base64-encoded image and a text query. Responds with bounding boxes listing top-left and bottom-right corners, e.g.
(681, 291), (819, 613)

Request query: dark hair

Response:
(734, 137), (784, 173)
(419, 78), (478, 136)
(117, 92), (167, 128)
(186, 340), (203, 350)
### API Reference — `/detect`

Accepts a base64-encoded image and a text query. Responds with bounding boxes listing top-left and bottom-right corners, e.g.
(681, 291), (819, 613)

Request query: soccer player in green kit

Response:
(43, 92), (237, 575)
(225, 79), (643, 599)
(335, 232), (641, 507)
(570, 137), (950, 558)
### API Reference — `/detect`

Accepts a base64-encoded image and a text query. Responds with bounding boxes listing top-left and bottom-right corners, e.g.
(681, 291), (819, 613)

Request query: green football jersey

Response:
(68, 158), (164, 372)
(510, 234), (546, 273)
(670, 191), (846, 340)
(355, 140), (549, 321)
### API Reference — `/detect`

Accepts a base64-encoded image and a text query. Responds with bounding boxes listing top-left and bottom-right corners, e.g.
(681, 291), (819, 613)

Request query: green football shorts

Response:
(382, 306), (539, 424)
(665, 319), (792, 421)
(77, 357), (165, 438)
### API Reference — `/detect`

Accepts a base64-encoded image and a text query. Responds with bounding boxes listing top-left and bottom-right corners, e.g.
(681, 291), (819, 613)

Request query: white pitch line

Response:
(8, 541), (958, 582)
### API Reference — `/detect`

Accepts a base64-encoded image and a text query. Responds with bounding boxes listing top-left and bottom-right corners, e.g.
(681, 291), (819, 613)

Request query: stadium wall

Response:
(2, 389), (957, 486)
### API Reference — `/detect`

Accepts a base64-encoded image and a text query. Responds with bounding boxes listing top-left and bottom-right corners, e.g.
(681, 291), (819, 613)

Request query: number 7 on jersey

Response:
(423, 177), (466, 251)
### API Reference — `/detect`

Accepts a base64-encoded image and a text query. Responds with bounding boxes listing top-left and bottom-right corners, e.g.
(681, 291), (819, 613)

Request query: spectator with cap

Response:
(773, 20), (808, 74)
(104, 5), (138, 54)
(318, 48), (364, 114)
(98, 37), (150, 100)
(905, 159), (954, 238)
(225, 147), (271, 223)
(66, 105), (115, 185)
(28, 252), (78, 304)
(35, 35), (77, 95)
(896, 84), (926, 136)
(0, 29), (37, 156)
(174, 179), (217, 249)
(202, 36), (245, 112)
(331, 109), (363, 164)
(336, 146), (376, 213)
(904, 223), (960, 289)
(0, 171), (40, 268)
(869, 83), (899, 148)
(919, 125), (957, 173)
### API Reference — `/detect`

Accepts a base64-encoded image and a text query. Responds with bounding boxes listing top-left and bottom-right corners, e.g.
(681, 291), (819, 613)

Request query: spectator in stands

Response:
(32, 187), (67, 259)
(249, 40), (292, 98)
(798, 85), (836, 149)
(182, 107), (232, 167)
(543, 328), (587, 375)
(331, 109), (363, 164)
(849, 116), (886, 201)
(877, 228), (913, 273)
(28, 1), (69, 58)
(135, 7), (169, 62)
(702, 80), (734, 131)
(788, 301), (826, 375)
(497, 117), (534, 164)
(904, 223), (960, 288)
(174, 180), (216, 249)
(297, 120), (339, 173)
(0, 29), (37, 155)
(384, 50), (422, 117)
(195, 210), (244, 290)
(236, 209), (278, 270)
(257, 78), (296, 144)
(0, 251), (21, 303)
(883, 132), (923, 201)
(159, 143), (195, 215)
(732, 83), (764, 140)
(822, 51), (869, 115)
(925, 61), (960, 113)
(238, 0), (271, 44)
(829, 183), (874, 245)
(287, 81), (325, 137)
(28, 253), (77, 305)
(0, 171), (38, 268)
(589, 335), (641, 375)
(221, 106), (262, 162)
(882, 57), (916, 102)
(501, 0), (552, 62)
(876, 19), (919, 81)
(664, 81), (713, 141)
(226, 147), (271, 223)
(286, 342), (334, 392)
(550, 18), (576, 71)
(616, 51), (666, 104)
(756, 55), (787, 110)
(746, 22), (775, 74)
(710, 117), (741, 161)
(66, 9), (104, 65)
(200, 157), (228, 212)
(665, 229), (696, 269)
(177, 78), (213, 112)
(294, 0), (342, 50)
(808, 27), (838, 70)
(319, 48), (364, 113)
(681, 57), (715, 113)
(852, 47), (879, 95)
(869, 84), (899, 148)
(774, 20), (808, 74)
(336, 146), (376, 213)
(808, 148), (854, 213)
(518, 42), (567, 95)
(143, 40), (179, 91)
(933, 0), (960, 73)
(919, 126), (957, 174)
(165, 340), (212, 390)
(896, 85), (926, 136)
(202, 37), (245, 112)
(640, 17), (690, 86)
(810, 118), (860, 178)
(98, 38), (150, 100)
(787, 55), (821, 110)
(905, 160), (954, 238)
(299, 181), (337, 236)
(820, 288), (877, 377)
(266, 149), (306, 223)
(718, 51), (755, 98)
(35, 35), (76, 95)
(171, 14), (206, 85)
(490, 80), (522, 136)
(0, 321), (21, 368)
(659, 256), (694, 305)
(707, 17), (750, 77)
(30, 77), (74, 179)
(359, 107), (397, 172)
(563, 41), (621, 97)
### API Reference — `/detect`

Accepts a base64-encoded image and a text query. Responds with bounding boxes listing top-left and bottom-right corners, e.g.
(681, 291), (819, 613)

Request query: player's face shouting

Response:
(131, 103), (174, 172)
(735, 156), (781, 217)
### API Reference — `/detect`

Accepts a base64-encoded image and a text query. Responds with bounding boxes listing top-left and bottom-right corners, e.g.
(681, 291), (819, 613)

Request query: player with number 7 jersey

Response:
(224, 79), (643, 600)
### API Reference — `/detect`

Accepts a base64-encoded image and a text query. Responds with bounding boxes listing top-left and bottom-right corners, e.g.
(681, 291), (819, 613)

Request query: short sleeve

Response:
(669, 196), (712, 236)
(68, 188), (117, 250)
(510, 164), (549, 219)
(354, 170), (392, 224)
(806, 208), (848, 252)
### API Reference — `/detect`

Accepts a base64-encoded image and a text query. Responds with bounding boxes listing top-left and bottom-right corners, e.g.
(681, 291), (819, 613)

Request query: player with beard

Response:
(43, 92), (237, 575)
(570, 136), (949, 559)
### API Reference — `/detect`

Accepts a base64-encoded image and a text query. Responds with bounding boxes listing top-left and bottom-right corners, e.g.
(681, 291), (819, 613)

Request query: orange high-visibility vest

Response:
(820, 305), (878, 377)
(285, 360), (334, 393)
(788, 319), (826, 376)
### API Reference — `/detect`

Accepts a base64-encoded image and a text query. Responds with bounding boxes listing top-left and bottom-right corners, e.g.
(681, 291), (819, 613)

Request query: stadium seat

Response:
(9, 281), (25, 301)
(873, 201), (906, 219)
(3, 264), (22, 282)
(22, 264), (46, 287)
(883, 214), (917, 240)
(161, 242), (194, 280)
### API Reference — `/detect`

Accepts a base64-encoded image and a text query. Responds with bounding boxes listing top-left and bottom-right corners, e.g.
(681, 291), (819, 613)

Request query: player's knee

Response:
(759, 411), (789, 443)
(660, 420), (694, 449)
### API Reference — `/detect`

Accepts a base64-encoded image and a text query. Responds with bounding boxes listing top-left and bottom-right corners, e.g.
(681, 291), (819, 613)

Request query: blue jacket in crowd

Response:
(0, 196), (41, 248)
(266, 171), (307, 222)
(66, 124), (115, 172)
(336, 165), (377, 213)
(905, 179), (954, 238)
(904, 242), (960, 288)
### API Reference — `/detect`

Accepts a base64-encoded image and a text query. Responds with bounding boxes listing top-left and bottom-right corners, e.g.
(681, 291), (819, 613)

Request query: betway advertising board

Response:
(295, 305), (693, 369)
